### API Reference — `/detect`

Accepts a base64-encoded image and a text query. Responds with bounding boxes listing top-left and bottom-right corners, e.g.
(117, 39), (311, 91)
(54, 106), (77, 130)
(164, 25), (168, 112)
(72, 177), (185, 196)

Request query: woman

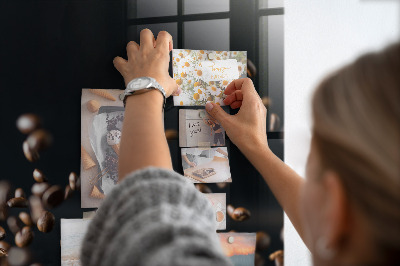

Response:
(81, 29), (400, 266)
(203, 117), (224, 146)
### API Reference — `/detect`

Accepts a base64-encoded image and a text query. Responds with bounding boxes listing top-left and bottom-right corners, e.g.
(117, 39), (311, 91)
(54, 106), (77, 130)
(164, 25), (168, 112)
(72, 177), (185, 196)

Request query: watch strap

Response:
(120, 77), (166, 110)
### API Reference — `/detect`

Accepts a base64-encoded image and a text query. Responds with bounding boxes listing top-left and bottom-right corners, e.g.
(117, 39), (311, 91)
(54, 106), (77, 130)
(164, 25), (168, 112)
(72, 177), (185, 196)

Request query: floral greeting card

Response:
(172, 49), (247, 106)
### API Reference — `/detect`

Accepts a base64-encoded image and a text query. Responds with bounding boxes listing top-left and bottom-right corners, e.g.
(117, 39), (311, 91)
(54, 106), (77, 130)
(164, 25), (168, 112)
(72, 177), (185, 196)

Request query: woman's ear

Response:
(321, 171), (350, 251)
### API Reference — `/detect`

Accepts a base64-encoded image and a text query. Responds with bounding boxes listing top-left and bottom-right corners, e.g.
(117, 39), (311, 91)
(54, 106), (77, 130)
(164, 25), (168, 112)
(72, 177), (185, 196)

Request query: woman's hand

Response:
(205, 78), (269, 154)
(113, 29), (180, 97)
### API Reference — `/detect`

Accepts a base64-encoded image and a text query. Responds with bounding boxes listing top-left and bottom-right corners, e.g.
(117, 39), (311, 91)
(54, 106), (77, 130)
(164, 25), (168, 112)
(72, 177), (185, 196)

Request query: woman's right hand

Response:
(205, 78), (269, 154)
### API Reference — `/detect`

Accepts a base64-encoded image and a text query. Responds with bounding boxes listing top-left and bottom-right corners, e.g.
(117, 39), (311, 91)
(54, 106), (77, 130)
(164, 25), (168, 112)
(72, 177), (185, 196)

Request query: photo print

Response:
(172, 49), (247, 106)
(61, 219), (91, 266)
(179, 109), (225, 147)
(218, 233), (257, 266)
(81, 89), (125, 208)
(181, 147), (231, 183)
(204, 193), (226, 230)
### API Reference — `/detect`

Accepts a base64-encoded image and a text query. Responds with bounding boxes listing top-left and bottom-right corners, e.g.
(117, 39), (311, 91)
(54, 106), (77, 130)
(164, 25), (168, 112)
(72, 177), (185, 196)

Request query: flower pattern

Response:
(173, 49), (247, 106)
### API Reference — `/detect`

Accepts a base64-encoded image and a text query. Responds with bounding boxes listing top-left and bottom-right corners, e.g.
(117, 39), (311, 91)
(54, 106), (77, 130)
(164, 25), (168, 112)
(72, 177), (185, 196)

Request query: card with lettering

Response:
(181, 147), (231, 183)
(218, 233), (257, 266)
(172, 49), (247, 106)
(179, 109), (226, 147)
(204, 193), (227, 230)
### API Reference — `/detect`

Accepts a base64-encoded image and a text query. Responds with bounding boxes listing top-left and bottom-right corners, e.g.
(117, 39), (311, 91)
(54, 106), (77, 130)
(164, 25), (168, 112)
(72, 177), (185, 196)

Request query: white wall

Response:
(284, 1), (399, 265)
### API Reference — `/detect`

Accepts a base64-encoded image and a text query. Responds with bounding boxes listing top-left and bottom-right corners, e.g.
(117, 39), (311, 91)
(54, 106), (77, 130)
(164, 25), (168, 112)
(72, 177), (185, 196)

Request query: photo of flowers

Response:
(218, 233), (257, 266)
(61, 219), (91, 266)
(172, 49), (247, 106)
(179, 109), (226, 147)
(204, 193), (226, 230)
(80, 89), (124, 208)
(181, 147), (231, 183)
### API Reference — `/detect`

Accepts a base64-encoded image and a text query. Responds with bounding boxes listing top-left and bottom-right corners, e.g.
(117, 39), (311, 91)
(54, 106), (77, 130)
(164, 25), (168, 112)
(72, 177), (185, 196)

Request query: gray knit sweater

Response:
(81, 167), (232, 266)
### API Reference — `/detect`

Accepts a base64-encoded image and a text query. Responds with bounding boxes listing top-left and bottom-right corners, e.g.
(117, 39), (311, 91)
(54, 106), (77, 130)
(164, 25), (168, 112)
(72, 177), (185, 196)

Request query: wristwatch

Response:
(119, 77), (166, 109)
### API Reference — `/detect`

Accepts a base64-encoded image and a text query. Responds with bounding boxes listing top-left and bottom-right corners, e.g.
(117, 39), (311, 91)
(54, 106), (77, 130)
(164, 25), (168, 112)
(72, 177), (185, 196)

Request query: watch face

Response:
(130, 77), (151, 90)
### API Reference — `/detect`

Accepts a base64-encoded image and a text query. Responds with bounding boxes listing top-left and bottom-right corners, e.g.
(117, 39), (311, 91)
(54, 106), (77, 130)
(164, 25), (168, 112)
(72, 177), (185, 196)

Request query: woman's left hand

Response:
(113, 29), (180, 97)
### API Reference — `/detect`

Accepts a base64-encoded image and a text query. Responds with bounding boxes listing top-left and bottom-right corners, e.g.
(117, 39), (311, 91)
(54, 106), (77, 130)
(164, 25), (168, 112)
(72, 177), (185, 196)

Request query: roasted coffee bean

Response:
(0, 183), (11, 221)
(15, 226), (33, 248)
(261, 96), (271, 107)
(37, 211), (55, 233)
(42, 185), (63, 209)
(0, 226), (5, 240)
(0, 241), (10, 252)
(32, 169), (47, 183)
(23, 141), (40, 162)
(29, 196), (44, 224)
(247, 59), (257, 78)
(64, 185), (73, 200)
(7, 216), (23, 235)
(31, 183), (50, 198)
(227, 204), (235, 217)
(231, 207), (251, 221)
(27, 129), (53, 151)
(269, 113), (281, 132)
(194, 184), (212, 193)
(14, 188), (25, 198)
(216, 183), (227, 189)
(254, 253), (265, 266)
(7, 247), (32, 266)
(19, 212), (33, 227)
(68, 172), (78, 191)
(0, 205), (8, 221)
(256, 231), (271, 251)
(7, 197), (28, 208)
(0, 248), (6, 257)
(227, 205), (251, 222)
(75, 177), (81, 191)
(165, 129), (178, 140)
(269, 250), (283, 266)
(16, 114), (41, 135)
(0, 181), (12, 205)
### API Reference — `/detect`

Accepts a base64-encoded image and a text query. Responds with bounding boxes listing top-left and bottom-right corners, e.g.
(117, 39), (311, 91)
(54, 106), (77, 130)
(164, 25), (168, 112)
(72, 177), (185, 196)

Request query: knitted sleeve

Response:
(80, 167), (232, 266)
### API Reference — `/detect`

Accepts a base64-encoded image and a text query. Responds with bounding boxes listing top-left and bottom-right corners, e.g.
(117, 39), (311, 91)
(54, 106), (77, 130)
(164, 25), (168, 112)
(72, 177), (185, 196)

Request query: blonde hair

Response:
(312, 43), (400, 264)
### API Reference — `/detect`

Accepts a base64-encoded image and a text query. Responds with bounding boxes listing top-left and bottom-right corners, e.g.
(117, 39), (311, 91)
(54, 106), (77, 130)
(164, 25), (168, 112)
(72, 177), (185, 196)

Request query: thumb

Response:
(205, 102), (230, 127)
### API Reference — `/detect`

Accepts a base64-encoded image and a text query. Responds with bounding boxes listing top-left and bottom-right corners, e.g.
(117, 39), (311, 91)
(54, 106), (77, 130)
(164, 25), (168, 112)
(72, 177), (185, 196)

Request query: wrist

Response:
(240, 135), (271, 158)
(125, 89), (164, 110)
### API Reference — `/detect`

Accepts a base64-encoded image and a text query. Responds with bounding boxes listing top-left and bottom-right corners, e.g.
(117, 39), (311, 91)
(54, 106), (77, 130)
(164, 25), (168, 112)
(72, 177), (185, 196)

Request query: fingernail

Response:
(177, 86), (182, 94)
(206, 102), (214, 111)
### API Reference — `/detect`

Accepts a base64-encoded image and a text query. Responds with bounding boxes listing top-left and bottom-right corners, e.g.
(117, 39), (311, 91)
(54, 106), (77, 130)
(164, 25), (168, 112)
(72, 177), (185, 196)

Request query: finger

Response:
(126, 41), (139, 59)
(166, 80), (179, 98)
(172, 85), (182, 96)
(230, 101), (242, 109)
(223, 90), (243, 105)
(140, 29), (155, 51)
(156, 31), (173, 53)
(224, 78), (256, 96)
(205, 102), (231, 128)
(113, 56), (127, 73)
